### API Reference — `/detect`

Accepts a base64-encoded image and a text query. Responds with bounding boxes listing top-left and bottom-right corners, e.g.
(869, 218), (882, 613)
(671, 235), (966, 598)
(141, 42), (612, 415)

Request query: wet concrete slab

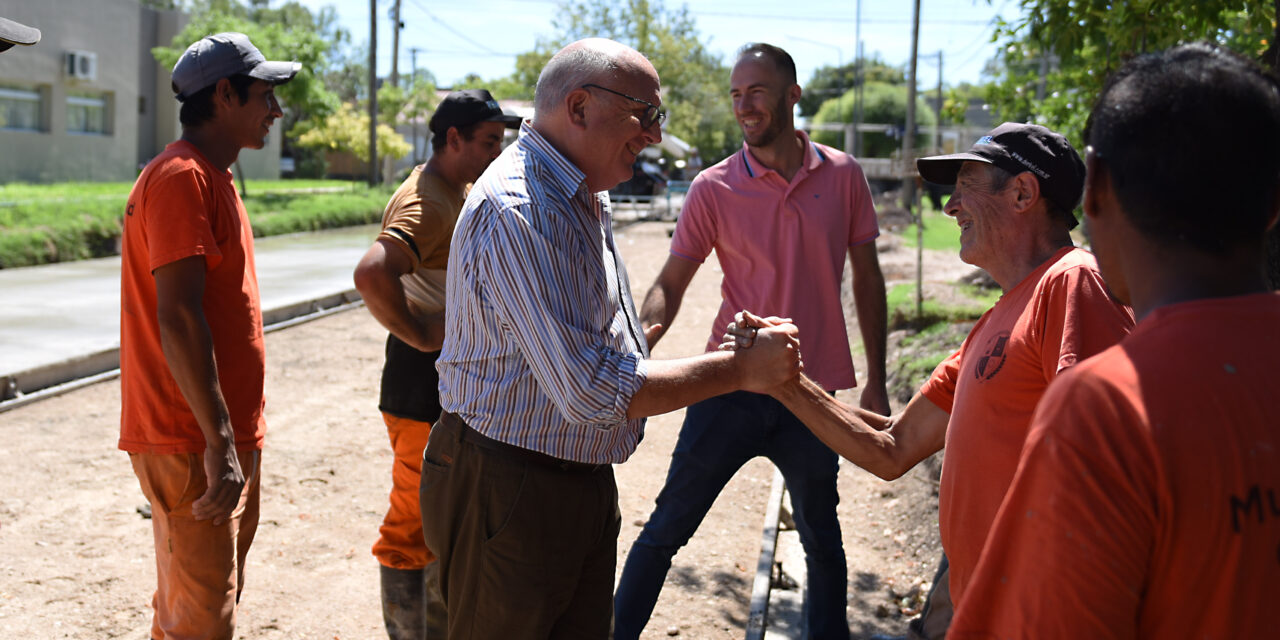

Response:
(0, 225), (379, 378)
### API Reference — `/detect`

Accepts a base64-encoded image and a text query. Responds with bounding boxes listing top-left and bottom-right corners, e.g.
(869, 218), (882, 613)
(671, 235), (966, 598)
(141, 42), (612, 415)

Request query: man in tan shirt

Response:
(352, 89), (519, 640)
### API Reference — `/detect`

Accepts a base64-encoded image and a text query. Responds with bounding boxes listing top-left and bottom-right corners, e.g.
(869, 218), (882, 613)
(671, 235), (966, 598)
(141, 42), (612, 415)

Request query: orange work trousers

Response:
(129, 447), (261, 640)
(372, 413), (436, 569)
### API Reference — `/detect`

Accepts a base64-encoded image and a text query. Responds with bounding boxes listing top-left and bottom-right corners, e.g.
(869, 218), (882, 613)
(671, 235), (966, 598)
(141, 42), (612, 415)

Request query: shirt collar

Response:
(739, 129), (827, 179)
(517, 121), (590, 198)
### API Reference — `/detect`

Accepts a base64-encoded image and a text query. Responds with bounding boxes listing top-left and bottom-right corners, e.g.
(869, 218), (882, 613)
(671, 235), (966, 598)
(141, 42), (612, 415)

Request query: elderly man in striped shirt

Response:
(419, 38), (804, 638)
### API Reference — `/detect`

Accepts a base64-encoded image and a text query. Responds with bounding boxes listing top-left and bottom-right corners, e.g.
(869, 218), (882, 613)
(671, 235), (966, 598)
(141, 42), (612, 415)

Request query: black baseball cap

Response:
(0, 16), (40, 52)
(916, 122), (1086, 228)
(171, 32), (301, 101)
(428, 89), (522, 137)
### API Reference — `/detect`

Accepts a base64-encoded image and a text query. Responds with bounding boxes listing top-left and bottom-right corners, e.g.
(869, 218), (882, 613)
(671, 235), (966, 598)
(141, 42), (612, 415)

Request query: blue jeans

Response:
(614, 391), (849, 639)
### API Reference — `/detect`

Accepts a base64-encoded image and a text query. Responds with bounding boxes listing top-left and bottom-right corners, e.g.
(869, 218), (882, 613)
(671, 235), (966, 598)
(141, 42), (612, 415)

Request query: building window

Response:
(67, 92), (110, 135)
(0, 86), (44, 131)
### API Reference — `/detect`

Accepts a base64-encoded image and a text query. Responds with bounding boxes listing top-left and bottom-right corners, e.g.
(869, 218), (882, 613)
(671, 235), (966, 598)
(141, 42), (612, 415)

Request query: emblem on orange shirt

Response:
(973, 331), (1010, 382)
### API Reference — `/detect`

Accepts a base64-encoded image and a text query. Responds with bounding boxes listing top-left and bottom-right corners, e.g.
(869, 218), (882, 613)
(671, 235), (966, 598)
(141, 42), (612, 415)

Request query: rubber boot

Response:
(381, 565), (426, 640)
(422, 561), (448, 639)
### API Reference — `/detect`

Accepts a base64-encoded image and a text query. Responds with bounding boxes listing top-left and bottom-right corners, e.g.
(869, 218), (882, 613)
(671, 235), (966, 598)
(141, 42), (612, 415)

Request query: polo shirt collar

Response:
(739, 129), (828, 179)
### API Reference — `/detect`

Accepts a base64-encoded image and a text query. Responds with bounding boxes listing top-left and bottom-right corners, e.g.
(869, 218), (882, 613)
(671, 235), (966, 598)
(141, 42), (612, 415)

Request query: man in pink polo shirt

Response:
(613, 42), (887, 640)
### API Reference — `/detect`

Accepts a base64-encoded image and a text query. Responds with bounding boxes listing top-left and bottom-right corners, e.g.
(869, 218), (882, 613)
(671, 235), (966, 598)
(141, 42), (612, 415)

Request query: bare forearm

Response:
(640, 256), (699, 350)
(363, 284), (441, 352)
(158, 307), (235, 450)
(773, 375), (914, 479)
(626, 351), (741, 419)
(354, 254), (442, 352)
(627, 322), (804, 418)
(639, 283), (681, 349)
(853, 270), (888, 385)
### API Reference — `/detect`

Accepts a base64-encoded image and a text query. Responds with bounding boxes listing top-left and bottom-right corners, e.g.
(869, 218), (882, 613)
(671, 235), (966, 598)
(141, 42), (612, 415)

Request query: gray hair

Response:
(534, 43), (623, 114)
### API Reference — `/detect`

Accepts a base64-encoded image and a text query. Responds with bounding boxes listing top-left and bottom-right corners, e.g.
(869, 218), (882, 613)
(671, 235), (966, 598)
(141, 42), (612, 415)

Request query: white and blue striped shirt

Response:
(436, 122), (650, 464)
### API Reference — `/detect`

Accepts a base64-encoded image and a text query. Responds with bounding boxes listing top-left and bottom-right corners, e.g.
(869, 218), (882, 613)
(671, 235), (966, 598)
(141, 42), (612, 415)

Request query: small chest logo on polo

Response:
(973, 331), (1011, 382)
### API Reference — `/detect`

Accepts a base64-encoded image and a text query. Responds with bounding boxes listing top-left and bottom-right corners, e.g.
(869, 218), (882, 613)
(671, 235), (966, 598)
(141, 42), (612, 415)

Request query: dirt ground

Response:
(0, 219), (975, 639)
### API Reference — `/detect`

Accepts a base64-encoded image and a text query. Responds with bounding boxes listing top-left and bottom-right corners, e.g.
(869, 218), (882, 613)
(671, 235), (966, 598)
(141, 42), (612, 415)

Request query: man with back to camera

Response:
(613, 42), (888, 640)
(353, 88), (519, 639)
(419, 38), (805, 639)
(118, 32), (298, 639)
(732, 120), (1136, 619)
(950, 42), (1280, 639)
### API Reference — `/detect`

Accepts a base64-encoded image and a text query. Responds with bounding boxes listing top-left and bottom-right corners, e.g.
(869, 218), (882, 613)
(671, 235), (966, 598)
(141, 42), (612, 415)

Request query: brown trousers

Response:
(420, 412), (620, 640)
(130, 448), (261, 640)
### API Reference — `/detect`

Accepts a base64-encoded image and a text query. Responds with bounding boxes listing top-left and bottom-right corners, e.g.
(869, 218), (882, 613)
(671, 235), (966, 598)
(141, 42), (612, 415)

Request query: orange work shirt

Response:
(952, 292), (1280, 639)
(118, 140), (266, 454)
(920, 247), (1134, 605)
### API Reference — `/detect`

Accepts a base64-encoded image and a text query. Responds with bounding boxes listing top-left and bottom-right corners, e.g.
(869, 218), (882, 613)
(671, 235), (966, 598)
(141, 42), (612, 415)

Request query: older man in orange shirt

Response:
(736, 121), (1135, 631)
(951, 43), (1280, 639)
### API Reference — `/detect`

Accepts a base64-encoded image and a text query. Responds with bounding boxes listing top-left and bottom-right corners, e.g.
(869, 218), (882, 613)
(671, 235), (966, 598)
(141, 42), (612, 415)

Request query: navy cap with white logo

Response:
(171, 32), (301, 101)
(916, 122), (1086, 228)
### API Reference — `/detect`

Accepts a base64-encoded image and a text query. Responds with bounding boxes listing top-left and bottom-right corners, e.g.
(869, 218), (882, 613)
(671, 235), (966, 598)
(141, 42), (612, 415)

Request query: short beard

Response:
(743, 92), (791, 148)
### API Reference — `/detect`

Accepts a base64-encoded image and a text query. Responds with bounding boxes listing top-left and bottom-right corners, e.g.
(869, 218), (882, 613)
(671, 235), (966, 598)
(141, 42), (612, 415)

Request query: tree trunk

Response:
(1267, 0), (1280, 289)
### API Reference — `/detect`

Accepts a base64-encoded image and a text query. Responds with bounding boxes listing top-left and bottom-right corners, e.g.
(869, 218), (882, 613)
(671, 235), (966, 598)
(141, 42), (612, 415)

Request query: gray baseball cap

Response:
(172, 32), (300, 101)
(0, 16), (41, 52)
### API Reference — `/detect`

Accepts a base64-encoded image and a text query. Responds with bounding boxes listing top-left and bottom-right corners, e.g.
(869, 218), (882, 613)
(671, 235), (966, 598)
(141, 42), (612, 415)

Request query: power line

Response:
(405, 0), (503, 55)
(689, 11), (996, 25)
(408, 48), (519, 58)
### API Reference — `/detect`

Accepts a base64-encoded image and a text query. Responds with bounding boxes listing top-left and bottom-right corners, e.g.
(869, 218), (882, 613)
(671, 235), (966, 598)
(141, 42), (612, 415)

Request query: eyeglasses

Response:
(581, 83), (666, 130)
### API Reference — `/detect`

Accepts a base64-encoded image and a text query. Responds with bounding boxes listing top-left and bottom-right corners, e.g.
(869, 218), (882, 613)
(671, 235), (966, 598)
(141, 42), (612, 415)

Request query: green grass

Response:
(899, 200), (961, 253)
(0, 180), (391, 268)
(886, 281), (999, 329)
(883, 284), (997, 401)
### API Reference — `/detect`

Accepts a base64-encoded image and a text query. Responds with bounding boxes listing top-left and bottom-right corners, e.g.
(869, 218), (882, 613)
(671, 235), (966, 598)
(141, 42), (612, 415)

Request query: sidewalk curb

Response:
(0, 289), (363, 413)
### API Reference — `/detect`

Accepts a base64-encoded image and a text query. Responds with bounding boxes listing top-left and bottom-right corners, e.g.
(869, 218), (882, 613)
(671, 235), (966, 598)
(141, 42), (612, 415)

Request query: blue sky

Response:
(289, 0), (1023, 91)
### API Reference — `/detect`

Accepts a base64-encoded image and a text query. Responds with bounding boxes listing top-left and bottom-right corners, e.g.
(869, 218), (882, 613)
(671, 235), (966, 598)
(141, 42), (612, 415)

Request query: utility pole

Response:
(934, 50), (943, 153)
(383, 0), (403, 184)
(368, 0), (378, 186)
(410, 46), (422, 164)
(903, 0), (920, 212)
(904, 0), (922, 320)
(855, 0), (865, 157)
(390, 0), (402, 88)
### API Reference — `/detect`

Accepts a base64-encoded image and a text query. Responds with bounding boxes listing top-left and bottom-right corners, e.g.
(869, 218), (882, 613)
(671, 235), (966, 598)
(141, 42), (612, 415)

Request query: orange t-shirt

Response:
(951, 292), (1280, 639)
(118, 140), (266, 454)
(919, 247), (1134, 605)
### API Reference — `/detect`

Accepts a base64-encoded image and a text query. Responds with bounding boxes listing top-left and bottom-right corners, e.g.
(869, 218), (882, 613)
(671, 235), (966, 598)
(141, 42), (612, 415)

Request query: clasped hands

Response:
(719, 309), (804, 392)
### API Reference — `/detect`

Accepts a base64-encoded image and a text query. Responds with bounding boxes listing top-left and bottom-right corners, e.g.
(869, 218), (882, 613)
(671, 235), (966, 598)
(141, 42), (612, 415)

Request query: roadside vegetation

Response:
(0, 180), (392, 269)
(900, 203), (960, 252)
(879, 200), (999, 401)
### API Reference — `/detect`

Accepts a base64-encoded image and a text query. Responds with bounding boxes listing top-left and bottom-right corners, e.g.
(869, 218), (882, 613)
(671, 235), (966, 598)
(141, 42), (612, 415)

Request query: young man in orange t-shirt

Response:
(731, 122), (1135, 633)
(950, 43), (1280, 639)
(119, 33), (298, 639)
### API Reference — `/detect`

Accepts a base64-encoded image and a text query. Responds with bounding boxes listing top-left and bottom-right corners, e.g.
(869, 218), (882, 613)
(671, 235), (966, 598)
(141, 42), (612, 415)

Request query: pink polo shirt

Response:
(670, 131), (879, 391)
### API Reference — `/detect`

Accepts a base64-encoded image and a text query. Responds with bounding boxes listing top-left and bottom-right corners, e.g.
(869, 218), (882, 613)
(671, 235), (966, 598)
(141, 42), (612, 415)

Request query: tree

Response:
(510, 0), (740, 163)
(985, 0), (1280, 286)
(986, 1), (1275, 146)
(153, 0), (344, 127)
(453, 73), (532, 101)
(152, 0), (347, 178)
(810, 82), (936, 158)
(799, 55), (905, 117)
(295, 103), (411, 164)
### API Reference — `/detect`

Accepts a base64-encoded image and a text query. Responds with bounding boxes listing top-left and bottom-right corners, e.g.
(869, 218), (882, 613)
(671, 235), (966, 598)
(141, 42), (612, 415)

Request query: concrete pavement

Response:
(0, 224), (380, 401)
(0, 197), (680, 403)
